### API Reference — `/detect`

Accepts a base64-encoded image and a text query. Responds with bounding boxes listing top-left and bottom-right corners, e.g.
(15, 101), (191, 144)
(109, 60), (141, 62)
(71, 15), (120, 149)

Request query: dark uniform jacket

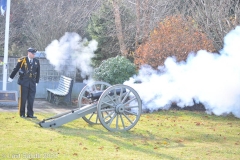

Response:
(10, 56), (40, 88)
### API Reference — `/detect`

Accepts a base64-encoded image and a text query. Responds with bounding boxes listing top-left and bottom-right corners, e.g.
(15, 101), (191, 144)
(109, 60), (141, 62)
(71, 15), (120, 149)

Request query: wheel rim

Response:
(78, 81), (111, 124)
(97, 84), (142, 131)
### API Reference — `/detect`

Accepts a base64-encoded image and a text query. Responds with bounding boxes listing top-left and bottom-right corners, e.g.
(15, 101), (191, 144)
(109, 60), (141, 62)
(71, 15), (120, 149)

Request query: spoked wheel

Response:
(97, 84), (142, 131)
(78, 81), (111, 124)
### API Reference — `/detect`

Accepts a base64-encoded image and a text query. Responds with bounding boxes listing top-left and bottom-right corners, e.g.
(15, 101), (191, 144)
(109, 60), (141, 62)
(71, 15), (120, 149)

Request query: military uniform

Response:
(9, 53), (40, 117)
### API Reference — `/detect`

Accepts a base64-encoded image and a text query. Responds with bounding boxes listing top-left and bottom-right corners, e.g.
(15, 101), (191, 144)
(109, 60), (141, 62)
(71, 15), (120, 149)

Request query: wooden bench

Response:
(46, 75), (73, 106)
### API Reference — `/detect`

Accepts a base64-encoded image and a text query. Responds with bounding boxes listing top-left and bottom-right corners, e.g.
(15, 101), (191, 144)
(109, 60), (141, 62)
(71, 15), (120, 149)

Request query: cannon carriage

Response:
(39, 81), (142, 131)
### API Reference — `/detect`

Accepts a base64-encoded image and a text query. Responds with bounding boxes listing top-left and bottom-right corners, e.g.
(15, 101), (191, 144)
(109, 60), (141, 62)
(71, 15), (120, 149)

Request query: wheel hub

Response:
(116, 104), (124, 114)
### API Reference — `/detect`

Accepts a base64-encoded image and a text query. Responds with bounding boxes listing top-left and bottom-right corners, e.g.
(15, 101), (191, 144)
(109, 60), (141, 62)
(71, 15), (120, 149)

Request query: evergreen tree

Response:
(87, 1), (135, 67)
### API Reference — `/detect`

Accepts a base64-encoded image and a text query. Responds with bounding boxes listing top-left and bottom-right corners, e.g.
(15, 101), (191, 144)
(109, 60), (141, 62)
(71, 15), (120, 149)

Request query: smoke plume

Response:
(125, 26), (240, 118)
(45, 32), (98, 78)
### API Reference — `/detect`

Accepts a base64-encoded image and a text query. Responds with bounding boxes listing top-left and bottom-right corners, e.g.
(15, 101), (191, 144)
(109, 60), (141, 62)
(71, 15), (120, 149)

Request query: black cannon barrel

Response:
(109, 88), (126, 96)
(88, 91), (103, 100)
(88, 88), (126, 101)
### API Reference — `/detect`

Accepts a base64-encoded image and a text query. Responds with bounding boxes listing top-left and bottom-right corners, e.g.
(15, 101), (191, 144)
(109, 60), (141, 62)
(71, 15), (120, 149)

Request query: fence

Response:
(0, 55), (85, 99)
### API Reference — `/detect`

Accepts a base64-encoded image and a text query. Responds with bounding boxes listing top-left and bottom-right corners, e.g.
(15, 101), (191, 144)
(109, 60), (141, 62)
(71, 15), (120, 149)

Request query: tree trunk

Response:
(143, 0), (150, 42)
(135, 0), (140, 49)
(112, 0), (128, 56)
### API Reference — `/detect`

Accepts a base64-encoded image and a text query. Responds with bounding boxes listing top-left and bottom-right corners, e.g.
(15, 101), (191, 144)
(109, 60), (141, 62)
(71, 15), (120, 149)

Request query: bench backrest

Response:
(57, 75), (73, 95)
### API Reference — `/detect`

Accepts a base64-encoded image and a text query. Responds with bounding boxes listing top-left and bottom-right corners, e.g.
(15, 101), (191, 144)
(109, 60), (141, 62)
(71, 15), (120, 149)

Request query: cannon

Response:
(39, 81), (142, 131)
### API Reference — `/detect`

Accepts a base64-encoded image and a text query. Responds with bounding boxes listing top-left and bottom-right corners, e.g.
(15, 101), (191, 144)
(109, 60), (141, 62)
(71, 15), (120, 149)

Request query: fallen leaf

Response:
(98, 146), (104, 150)
(162, 141), (168, 145)
(73, 153), (78, 156)
(194, 122), (201, 126)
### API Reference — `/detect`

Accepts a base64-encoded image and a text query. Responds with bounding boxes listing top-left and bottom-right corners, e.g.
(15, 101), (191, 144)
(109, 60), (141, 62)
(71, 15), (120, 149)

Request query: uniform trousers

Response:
(19, 84), (36, 116)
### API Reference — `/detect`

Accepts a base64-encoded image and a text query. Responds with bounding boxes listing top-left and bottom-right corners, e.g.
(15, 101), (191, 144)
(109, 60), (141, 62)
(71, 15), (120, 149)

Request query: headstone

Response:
(0, 90), (18, 107)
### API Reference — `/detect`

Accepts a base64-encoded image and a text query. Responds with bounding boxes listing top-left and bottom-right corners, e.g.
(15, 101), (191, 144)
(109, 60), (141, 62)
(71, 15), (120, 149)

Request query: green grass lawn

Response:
(0, 110), (239, 160)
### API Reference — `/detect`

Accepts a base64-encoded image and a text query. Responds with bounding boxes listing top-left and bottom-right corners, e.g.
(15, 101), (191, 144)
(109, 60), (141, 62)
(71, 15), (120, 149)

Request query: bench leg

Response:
(53, 95), (60, 106)
(48, 94), (72, 106)
(53, 96), (72, 106)
(47, 91), (51, 102)
(50, 93), (55, 103)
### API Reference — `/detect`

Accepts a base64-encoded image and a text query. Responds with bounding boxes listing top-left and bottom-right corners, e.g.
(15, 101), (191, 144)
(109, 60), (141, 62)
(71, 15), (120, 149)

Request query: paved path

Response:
(0, 99), (78, 114)
(0, 99), (206, 115)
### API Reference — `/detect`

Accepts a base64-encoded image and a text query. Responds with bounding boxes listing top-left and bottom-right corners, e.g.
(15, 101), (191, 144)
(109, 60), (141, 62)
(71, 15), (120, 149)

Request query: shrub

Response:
(134, 15), (215, 69)
(93, 55), (137, 85)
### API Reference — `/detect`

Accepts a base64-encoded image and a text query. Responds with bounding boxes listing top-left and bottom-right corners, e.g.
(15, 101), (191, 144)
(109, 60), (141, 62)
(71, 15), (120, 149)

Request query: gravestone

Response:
(0, 90), (18, 106)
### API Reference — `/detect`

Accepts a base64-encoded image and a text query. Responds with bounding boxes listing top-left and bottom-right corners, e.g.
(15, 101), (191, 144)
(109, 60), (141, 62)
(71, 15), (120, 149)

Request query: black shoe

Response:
(27, 115), (37, 118)
(20, 115), (25, 118)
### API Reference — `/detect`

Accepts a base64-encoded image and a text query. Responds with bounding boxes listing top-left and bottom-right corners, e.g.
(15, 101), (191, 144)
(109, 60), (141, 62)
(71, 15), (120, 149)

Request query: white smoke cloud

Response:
(125, 26), (240, 118)
(45, 32), (98, 78)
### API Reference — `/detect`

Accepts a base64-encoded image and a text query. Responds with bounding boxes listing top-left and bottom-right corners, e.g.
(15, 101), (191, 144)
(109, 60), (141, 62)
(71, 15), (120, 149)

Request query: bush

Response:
(134, 15), (215, 69)
(93, 55), (137, 85)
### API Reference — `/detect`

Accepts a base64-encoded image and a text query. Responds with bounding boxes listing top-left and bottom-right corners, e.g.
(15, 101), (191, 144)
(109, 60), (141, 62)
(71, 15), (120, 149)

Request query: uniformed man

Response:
(8, 48), (40, 118)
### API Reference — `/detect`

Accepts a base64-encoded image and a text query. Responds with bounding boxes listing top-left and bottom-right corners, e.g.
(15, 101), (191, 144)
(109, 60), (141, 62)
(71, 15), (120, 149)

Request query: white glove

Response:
(36, 83), (38, 86)
(8, 77), (13, 82)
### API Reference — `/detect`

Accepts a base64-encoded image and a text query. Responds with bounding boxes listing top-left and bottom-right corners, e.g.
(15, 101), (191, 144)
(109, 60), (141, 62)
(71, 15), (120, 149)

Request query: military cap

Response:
(27, 48), (37, 54)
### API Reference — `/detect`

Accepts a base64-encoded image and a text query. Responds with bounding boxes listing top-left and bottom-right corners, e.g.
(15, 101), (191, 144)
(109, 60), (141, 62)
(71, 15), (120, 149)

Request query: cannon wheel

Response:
(97, 84), (142, 131)
(78, 81), (111, 124)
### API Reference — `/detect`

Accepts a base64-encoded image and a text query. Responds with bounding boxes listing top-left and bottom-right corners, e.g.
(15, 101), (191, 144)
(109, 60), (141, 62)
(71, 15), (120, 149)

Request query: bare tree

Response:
(135, 0), (140, 48)
(123, 0), (174, 49)
(142, 0), (150, 41)
(166, 0), (240, 50)
(1, 0), (239, 58)
(22, 0), (101, 51)
(0, 0), (26, 56)
(190, 0), (240, 50)
(112, 0), (128, 56)
(0, 0), (102, 56)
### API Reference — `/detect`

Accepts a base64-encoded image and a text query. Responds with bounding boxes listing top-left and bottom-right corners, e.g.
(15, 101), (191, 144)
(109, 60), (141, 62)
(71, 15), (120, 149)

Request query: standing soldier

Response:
(8, 48), (40, 118)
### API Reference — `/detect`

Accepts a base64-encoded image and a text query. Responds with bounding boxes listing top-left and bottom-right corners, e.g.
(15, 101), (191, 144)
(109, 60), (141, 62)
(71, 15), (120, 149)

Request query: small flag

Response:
(1, 0), (6, 16)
